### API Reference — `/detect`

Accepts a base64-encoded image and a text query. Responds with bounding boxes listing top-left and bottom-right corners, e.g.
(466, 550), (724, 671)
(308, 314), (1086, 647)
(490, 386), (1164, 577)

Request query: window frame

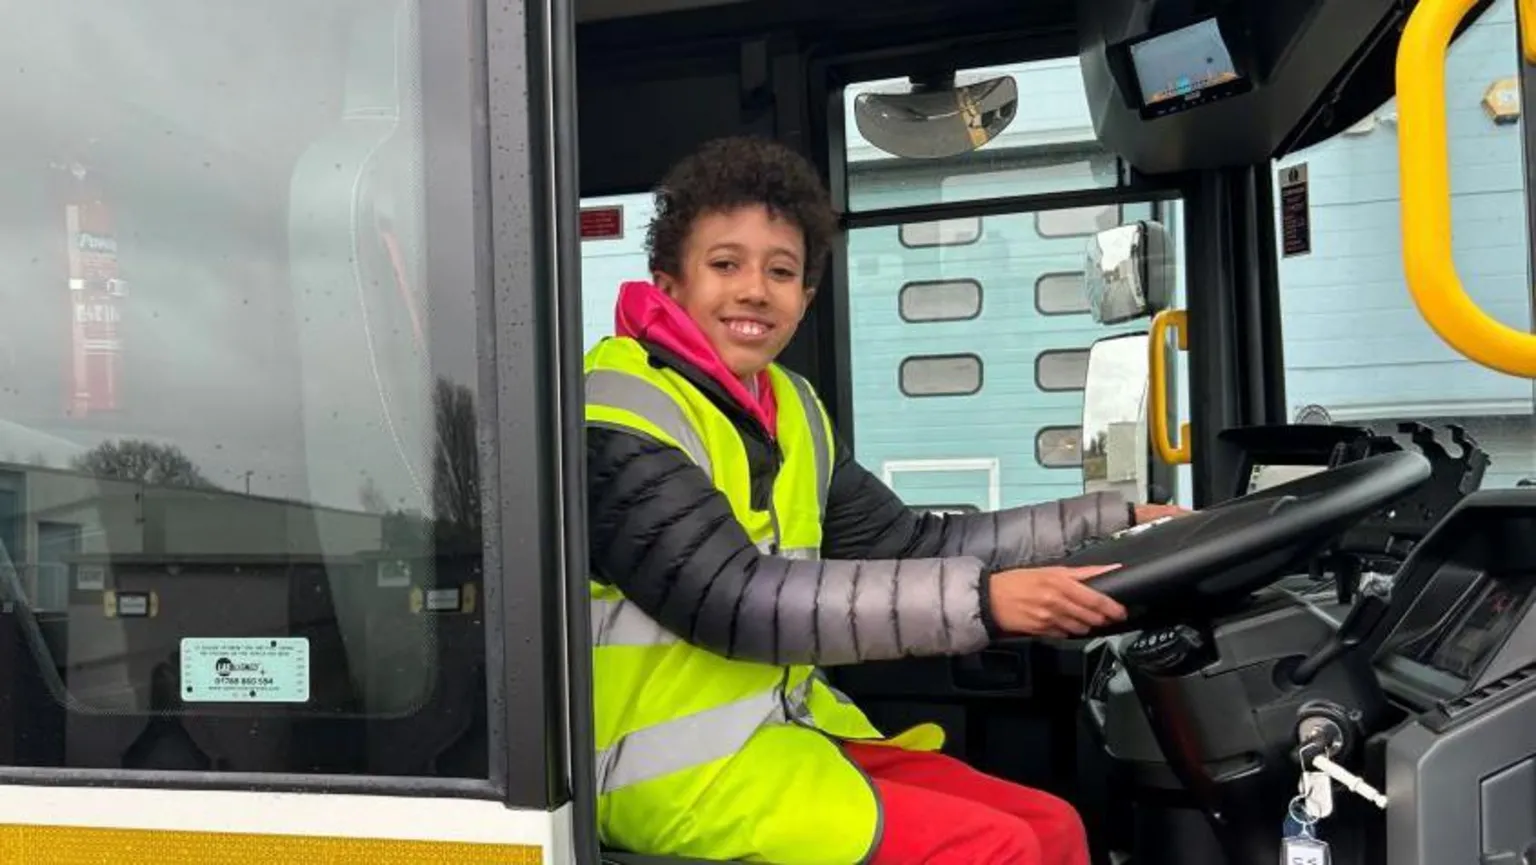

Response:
(484, 0), (587, 816)
(898, 353), (986, 398)
(1034, 348), (1092, 392)
(898, 217), (985, 249)
(1034, 271), (1090, 316)
(898, 279), (984, 323)
(1035, 426), (1084, 468)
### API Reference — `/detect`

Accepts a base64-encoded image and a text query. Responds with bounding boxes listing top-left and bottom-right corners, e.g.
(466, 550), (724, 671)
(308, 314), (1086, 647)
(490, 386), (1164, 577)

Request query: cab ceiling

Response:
(574, 0), (1077, 195)
(576, 0), (1075, 57)
(571, 0), (1469, 190)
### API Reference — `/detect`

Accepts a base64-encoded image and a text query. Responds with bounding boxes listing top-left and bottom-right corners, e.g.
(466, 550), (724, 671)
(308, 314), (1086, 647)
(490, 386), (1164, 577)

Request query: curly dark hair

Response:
(646, 136), (838, 289)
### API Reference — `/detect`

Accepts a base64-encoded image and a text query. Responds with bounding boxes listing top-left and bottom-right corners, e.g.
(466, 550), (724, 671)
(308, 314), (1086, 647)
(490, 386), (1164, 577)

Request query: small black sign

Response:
(1279, 163), (1311, 258)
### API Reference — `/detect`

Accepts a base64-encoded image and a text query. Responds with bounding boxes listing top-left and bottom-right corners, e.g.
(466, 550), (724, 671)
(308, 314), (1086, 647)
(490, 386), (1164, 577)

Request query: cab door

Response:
(0, 0), (585, 857)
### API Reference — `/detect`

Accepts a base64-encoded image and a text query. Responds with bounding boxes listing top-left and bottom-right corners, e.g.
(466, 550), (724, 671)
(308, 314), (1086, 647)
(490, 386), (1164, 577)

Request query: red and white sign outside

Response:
(64, 183), (124, 417)
(579, 205), (624, 241)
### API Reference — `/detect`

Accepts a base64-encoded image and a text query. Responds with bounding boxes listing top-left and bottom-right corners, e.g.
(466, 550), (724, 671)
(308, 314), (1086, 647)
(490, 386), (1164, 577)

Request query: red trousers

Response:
(843, 743), (1090, 865)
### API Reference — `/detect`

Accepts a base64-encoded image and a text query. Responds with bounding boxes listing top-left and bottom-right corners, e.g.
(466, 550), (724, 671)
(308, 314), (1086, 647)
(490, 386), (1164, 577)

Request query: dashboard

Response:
(1373, 502), (1536, 709)
(1206, 422), (1519, 711)
(1414, 574), (1534, 679)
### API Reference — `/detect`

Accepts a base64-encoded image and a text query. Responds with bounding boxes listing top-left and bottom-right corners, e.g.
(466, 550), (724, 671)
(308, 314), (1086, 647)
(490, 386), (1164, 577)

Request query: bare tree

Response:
(1085, 430), (1110, 458)
(358, 475), (390, 513)
(369, 378), (482, 557)
(432, 378), (480, 544)
(71, 440), (218, 489)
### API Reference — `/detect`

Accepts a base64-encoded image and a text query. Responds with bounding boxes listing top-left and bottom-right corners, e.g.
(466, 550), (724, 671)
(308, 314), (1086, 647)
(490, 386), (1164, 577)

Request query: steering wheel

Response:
(1062, 451), (1431, 625)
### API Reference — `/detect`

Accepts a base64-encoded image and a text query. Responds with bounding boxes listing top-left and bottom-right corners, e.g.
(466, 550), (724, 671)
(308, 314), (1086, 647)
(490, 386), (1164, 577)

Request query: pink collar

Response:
(613, 281), (778, 436)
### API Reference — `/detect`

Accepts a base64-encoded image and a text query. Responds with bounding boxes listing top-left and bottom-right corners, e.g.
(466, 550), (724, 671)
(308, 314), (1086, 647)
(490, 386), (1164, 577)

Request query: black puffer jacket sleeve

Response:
(587, 426), (990, 667)
(820, 435), (1133, 569)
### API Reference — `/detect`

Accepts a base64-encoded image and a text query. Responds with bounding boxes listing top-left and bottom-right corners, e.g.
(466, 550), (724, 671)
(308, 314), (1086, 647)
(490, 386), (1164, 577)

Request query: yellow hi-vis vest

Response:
(585, 337), (945, 864)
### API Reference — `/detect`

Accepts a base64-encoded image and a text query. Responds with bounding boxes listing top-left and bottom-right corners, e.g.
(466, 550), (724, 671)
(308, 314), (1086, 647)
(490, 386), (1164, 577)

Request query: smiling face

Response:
(656, 205), (815, 380)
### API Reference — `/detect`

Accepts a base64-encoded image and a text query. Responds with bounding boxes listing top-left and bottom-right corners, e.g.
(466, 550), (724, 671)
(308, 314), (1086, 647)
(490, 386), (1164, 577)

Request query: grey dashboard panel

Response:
(1385, 671), (1536, 865)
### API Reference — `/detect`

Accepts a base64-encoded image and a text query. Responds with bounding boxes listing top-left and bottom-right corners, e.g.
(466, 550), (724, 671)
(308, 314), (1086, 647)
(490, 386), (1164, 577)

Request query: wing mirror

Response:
(1081, 332), (1177, 505)
(853, 73), (1019, 160)
(1084, 221), (1173, 325)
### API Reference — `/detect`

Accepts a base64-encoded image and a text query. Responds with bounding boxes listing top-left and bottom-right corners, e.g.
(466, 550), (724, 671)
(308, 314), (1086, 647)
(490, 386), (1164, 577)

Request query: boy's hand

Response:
(1134, 503), (1191, 525)
(988, 565), (1126, 638)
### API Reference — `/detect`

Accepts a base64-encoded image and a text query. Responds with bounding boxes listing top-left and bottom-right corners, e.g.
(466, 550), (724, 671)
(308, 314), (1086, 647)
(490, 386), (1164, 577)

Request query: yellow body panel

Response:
(0, 825), (542, 864)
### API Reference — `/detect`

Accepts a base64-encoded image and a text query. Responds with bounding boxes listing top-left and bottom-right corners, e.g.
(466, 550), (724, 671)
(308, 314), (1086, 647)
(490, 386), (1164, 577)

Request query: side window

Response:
(899, 354), (985, 397)
(1035, 272), (1090, 315)
(900, 218), (983, 248)
(1036, 349), (1092, 392)
(1272, 0), (1534, 489)
(0, 2), (487, 777)
(900, 280), (984, 322)
(844, 58), (1181, 511)
(1036, 427), (1084, 468)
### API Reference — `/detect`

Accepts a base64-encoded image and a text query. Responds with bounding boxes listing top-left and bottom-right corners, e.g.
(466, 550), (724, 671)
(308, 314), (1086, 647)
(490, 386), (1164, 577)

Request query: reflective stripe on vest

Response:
(584, 358), (832, 554)
(586, 368), (714, 478)
(591, 596), (677, 648)
(595, 676), (815, 794)
(783, 373), (832, 516)
(753, 539), (820, 559)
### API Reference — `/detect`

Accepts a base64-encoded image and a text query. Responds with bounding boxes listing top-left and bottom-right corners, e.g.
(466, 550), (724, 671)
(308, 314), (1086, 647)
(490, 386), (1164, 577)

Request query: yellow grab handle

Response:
(1149, 309), (1191, 465)
(1522, 0), (1536, 64)
(1399, 0), (1536, 377)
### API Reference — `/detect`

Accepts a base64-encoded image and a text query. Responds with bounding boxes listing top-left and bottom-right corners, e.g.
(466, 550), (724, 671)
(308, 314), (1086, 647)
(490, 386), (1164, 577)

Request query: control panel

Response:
(1374, 491), (1536, 708)
(1411, 573), (1535, 680)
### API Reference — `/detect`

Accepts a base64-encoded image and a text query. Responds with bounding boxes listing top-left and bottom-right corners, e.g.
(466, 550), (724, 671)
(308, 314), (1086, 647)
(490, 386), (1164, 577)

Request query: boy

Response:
(586, 136), (1180, 864)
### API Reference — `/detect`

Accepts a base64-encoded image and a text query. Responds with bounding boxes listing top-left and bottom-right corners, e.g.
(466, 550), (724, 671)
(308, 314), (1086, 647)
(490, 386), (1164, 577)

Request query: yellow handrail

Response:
(1522, 0), (1536, 64)
(1149, 309), (1191, 465)
(1399, 0), (1536, 377)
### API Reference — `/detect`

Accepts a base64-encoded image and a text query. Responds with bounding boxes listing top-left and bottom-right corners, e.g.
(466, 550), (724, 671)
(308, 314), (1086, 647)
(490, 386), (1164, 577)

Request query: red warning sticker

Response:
(580, 206), (624, 241)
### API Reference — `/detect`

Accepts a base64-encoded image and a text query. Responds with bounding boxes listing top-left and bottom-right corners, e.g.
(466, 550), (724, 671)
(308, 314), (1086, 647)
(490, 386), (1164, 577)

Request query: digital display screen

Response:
(1415, 575), (1534, 680)
(1247, 463), (1327, 494)
(1128, 18), (1246, 111)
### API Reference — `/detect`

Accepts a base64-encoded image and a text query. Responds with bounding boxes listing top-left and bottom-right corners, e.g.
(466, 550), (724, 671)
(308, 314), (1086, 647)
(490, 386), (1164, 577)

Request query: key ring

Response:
(1288, 795), (1319, 835)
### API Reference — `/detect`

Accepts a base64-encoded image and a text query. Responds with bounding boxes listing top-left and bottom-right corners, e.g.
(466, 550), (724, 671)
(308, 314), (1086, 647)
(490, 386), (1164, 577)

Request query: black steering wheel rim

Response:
(1061, 451), (1431, 612)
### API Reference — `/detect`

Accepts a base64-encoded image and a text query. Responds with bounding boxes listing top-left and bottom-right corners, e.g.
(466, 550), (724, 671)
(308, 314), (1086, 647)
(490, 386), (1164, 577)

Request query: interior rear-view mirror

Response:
(853, 73), (1018, 160)
(1084, 221), (1173, 325)
(1081, 332), (1154, 505)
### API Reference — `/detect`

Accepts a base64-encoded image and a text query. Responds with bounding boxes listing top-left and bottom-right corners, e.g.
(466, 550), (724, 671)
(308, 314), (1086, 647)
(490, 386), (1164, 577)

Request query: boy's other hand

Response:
(1134, 503), (1191, 525)
(988, 565), (1127, 638)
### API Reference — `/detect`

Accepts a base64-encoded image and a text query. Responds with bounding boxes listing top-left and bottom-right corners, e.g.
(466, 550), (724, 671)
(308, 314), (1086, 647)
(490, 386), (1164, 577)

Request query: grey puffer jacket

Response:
(586, 344), (1134, 668)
